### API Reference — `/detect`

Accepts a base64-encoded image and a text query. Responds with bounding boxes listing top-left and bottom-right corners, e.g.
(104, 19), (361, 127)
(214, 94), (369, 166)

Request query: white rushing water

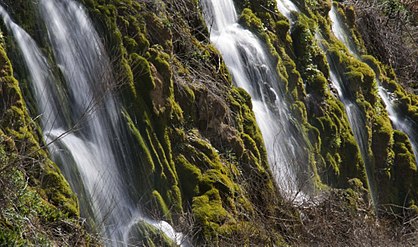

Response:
(0, 6), (62, 132)
(276, 0), (299, 20)
(328, 6), (358, 56)
(329, 5), (418, 167)
(0, 1), (186, 246)
(201, 0), (312, 200)
(379, 88), (418, 166)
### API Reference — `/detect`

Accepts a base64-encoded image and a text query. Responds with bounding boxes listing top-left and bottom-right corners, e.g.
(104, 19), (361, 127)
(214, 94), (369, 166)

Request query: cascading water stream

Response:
(329, 5), (418, 167)
(315, 32), (376, 205)
(40, 0), (143, 242)
(0, 6), (63, 133)
(329, 6), (358, 56)
(201, 0), (312, 200)
(379, 88), (418, 167)
(274, 0), (377, 204)
(276, 0), (299, 21)
(0, 1), (185, 246)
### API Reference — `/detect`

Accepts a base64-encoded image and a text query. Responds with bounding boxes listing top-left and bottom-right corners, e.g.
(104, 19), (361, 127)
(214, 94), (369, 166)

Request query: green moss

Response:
(192, 188), (232, 236)
(130, 53), (155, 95)
(229, 87), (268, 169)
(127, 220), (175, 247)
(325, 152), (340, 176)
(175, 154), (202, 201)
(371, 114), (393, 167)
(152, 190), (171, 220)
(148, 47), (172, 86)
(123, 111), (155, 173)
(238, 8), (266, 34)
(390, 131), (418, 208)
(42, 168), (79, 217)
(201, 169), (236, 197)
(361, 55), (381, 76)
(308, 73), (328, 96)
(292, 101), (308, 121)
(275, 20), (290, 38)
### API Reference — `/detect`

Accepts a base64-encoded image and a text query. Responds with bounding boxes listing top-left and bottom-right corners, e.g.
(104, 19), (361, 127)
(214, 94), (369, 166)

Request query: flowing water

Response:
(0, 1), (185, 246)
(315, 32), (375, 204)
(329, 7), (358, 56)
(329, 5), (418, 167)
(274, 0), (377, 203)
(201, 0), (312, 200)
(379, 88), (418, 166)
(276, 0), (299, 21)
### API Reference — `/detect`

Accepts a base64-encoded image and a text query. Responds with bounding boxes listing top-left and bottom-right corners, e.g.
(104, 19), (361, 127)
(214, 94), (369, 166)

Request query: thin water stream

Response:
(329, 5), (418, 168)
(274, 0), (377, 204)
(315, 31), (376, 205)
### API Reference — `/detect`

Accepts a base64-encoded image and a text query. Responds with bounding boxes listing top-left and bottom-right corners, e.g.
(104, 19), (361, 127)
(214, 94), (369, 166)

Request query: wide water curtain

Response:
(201, 0), (313, 200)
(38, 0), (138, 243)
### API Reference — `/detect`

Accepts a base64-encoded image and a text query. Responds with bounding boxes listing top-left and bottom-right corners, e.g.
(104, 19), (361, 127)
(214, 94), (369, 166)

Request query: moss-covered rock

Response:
(127, 220), (176, 247)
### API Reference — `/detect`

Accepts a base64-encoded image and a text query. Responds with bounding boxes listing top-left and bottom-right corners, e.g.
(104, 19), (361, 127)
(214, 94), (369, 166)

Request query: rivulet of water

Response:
(329, 5), (418, 168)
(315, 31), (375, 205)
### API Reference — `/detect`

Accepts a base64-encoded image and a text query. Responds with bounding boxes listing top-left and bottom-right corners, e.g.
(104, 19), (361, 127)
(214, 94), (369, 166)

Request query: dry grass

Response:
(349, 0), (418, 91)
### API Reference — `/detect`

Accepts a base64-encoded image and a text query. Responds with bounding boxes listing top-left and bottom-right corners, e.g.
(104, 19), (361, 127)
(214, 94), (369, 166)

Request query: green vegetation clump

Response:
(127, 220), (176, 247)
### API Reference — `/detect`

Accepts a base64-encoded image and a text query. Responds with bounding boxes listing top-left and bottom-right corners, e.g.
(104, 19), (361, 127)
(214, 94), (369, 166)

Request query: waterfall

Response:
(379, 88), (418, 167)
(201, 0), (312, 200)
(0, 1), (185, 246)
(276, 0), (299, 20)
(329, 5), (418, 167)
(329, 6), (358, 56)
(274, 0), (378, 203)
(315, 32), (376, 205)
